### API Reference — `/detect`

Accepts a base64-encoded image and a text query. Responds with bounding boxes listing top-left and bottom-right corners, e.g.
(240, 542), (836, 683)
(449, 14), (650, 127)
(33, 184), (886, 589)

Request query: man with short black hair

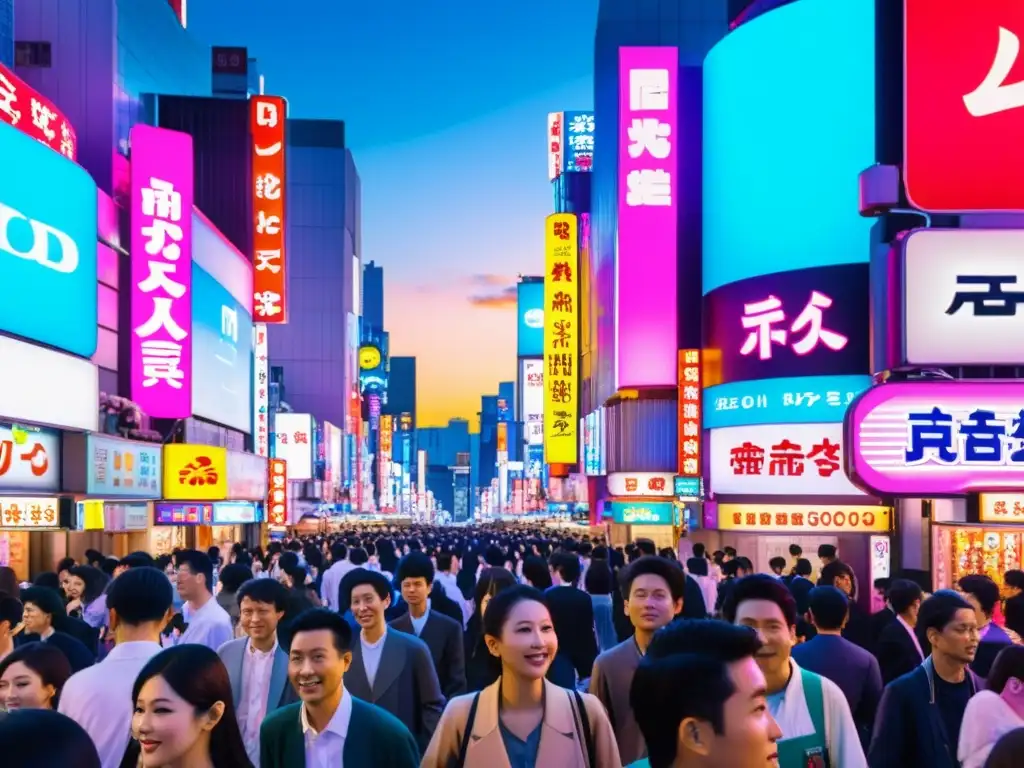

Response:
(259, 608), (420, 767)
(59, 567), (174, 768)
(960, 573), (1016, 676)
(818, 544), (838, 568)
(433, 551), (470, 626)
(1004, 569), (1024, 639)
(0, 597), (21, 664)
(319, 542), (351, 612)
(629, 620), (782, 768)
(547, 549), (599, 680)
(876, 578), (925, 684)
(175, 548), (233, 651)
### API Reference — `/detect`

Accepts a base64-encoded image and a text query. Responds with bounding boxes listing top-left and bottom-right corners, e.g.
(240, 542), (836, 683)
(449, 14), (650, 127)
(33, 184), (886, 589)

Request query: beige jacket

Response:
(421, 678), (622, 768)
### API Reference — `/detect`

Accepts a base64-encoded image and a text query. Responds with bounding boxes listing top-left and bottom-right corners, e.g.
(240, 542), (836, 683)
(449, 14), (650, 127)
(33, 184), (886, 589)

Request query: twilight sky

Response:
(187, 0), (597, 428)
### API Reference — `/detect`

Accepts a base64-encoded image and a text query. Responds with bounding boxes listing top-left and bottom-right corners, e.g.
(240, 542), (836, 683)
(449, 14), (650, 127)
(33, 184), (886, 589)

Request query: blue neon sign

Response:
(703, 375), (872, 429)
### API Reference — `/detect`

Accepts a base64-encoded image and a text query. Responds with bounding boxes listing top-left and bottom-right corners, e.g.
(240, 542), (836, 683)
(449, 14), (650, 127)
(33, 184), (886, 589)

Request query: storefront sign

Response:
(520, 358), (544, 446)
(253, 324), (269, 456)
(211, 501), (258, 525)
(845, 381), (1024, 496)
(608, 472), (674, 498)
(543, 213), (579, 464)
(274, 413), (313, 480)
(104, 502), (150, 532)
(267, 458), (287, 526)
(226, 450), (267, 501)
(251, 95), (288, 322)
(154, 503), (212, 525)
(717, 504), (890, 534)
(129, 124), (194, 418)
(0, 336), (99, 433)
(980, 493), (1024, 523)
(710, 422), (867, 497)
(674, 476), (701, 498)
(547, 112), (563, 181)
(0, 425), (59, 493)
(677, 349), (702, 477)
(704, 375), (871, 429)
(0, 63), (77, 159)
(162, 445), (227, 501)
(87, 436), (162, 498)
(902, 229), (1024, 366)
(704, 264), (869, 384)
(0, 497), (60, 528)
(609, 501), (674, 526)
(563, 111), (594, 172)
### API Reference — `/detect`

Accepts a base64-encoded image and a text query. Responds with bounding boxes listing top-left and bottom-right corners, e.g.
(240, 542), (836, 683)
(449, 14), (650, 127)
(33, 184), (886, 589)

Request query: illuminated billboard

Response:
(618, 47), (678, 388)
(251, 95), (288, 323)
(543, 213), (579, 464)
(0, 62), (77, 159)
(563, 111), (594, 172)
(517, 281), (544, 357)
(520, 358), (544, 446)
(703, 0), (874, 294)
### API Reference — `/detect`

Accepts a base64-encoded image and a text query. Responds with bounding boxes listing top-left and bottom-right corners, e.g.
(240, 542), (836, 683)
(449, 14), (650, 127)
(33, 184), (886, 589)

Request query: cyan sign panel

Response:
(517, 281), (544, 357)
(704, 375), (871, 429)
(0, 122), (97, 356)
(563, 111), (594, 172)
(609, 501), (675, 526)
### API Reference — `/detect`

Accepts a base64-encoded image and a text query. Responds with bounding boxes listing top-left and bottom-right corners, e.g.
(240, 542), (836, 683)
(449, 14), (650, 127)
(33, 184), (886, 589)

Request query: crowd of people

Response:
(0, 526), (1022, 767)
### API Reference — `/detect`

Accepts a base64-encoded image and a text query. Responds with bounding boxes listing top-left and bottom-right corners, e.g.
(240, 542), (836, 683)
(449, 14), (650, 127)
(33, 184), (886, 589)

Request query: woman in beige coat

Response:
(421, 584), (621, 768)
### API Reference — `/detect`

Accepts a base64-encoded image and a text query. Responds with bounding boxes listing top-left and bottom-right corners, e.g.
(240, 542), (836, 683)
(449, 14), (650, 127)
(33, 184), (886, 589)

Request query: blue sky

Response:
(187, 0), (597, 426)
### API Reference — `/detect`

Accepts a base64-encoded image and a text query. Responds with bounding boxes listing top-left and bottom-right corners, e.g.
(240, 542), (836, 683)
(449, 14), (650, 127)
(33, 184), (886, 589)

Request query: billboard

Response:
(543, 213), (579, 464)
(618, 47), (678, 388)
(253, 325), (269, 456)
(608, 472), (674, 497)
(251, 95), (288, 322)
(520, 358), (544, 446)
(718, 504), (890, 534)
(517, 281), (544, 357)
(703, 0), (874, 293)
(677, 350), (702, 478)
(267, 458), (287, 526)
(704, 264), (869, 384)
(547, 112), (563, 181)
(0, 122), (96, 357)
(162, 444), (228, 501)
(129, 125), (193, 418)
(273, 413), (313, 480)
(0, 63), (76, 159)
(704, 375), (871, 430)
(845, 381), (1024, 496)
(563, 111), (594, 172)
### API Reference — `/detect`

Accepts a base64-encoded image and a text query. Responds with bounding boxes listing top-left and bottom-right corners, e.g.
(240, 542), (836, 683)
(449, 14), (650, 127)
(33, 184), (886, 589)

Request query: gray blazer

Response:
(217, 637), (296, 715)
(345, 628), (445, 752)
(389, 610), (466, 699)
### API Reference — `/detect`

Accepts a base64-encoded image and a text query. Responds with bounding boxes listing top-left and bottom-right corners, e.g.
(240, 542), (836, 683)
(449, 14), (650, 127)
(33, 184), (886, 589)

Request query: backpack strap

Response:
(800, 668), (828, 747)
(457, 693), (481, 768)
(570, 690), (597, 768)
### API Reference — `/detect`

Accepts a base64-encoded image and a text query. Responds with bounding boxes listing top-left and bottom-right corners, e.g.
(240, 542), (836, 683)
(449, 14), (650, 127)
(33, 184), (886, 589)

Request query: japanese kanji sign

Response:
(0, 62), (76, 160)
(129, 125), (194, 419)
(267, 459), (288, 526)
(678, 349), (702, 478)
(253, 324), (270, 457)
(717, 504), (890, 534)
(251, 95), (288, 323)
(845, 381), (1024, 496)
(161, 444), (228, 501)
(0, 497), (60, 529)
(543, 213), (579, 465)
(710, 422), (869, 497)
(704, 264), (869, 384)
(563, 111), (594, 172)
(979, 493), (1024, 523)
(607, 472), (674, 497)
(547, 112), (563, 181)
(273, 413), (313, 480)
(617, 46), (678, 388)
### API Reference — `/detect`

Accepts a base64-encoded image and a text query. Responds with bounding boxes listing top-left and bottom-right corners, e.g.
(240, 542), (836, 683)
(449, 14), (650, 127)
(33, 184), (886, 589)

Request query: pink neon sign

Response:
(740, 291), (848, 361)
(617, 46), (678, 388)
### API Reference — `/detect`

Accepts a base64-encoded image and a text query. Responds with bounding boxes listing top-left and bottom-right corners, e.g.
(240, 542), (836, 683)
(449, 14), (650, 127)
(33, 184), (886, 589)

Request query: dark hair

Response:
(287, 608), (353, 653)
(56, 558), (76, 574)
(632, 621), (763, 767)
(769, 556), (787, 572)
(0, 596), (23, 628)
(723, 574), (799, 627)
(635, 538), (658, 557)
(32, 572), (60, 591)
(584, 561), (613, 595)
(789, 544), (803, 557)
(21, 586), (68, 626)
(436, 552), (455, 573)
(67, 565), (108, 604)
(807, 586), (848, 631)
(132, 645), (249, 768)
(985, 728), (1024, 768)
(348, 547), (369, 567)
(794, 558), (813, 577)
(107, 567), (173, 625)
(344, 568), (392, 602)
(0, 709), (101, 768)
(0, 566), (19, 598)
(918, 589), (974, 645)
(237, 578), (289, 612)
(521, 556), (552, 590)
(723, 546), (737, 558)
(987, 645), (1024, 694)
(330, 542), (347, 562)
(819, 560), (856, 598)
(0, 642), (72, 708)
(396, 552), (434, 584)
(686, 557), (708, 577)
(175, 549), (214, 593)
(84, 550), (103, 567)
(217, 563), (253, 593)
(120, 551), (156, 570)
(548, 551), (581, 586)
(692, 542), (706, 559)
(888, 578), (924, 616)
(474, 567), (519, 614)
(959, 574), (1001, 616)
(818, 544), (837, 559)
(482, 585), (548, 639)
(620, 556), (686, 602)
(1005, 570), (1024, 591)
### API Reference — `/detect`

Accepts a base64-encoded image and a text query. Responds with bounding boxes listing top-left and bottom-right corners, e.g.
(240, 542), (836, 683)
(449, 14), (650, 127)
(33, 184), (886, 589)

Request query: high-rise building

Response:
(0, 0), (13, 66)
(268, 119), (361, 430)
(362, 260), (384, 332)
(385, 356), (417, 420)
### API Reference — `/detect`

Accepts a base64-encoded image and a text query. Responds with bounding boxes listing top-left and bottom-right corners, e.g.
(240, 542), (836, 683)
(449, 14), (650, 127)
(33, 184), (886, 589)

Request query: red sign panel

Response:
(677, 350), (701, 477)
(0, 63), (77, 160)
(251, 96), (287, 322)
(905, 1), (1024, 211)
(267, 458), (287, 526)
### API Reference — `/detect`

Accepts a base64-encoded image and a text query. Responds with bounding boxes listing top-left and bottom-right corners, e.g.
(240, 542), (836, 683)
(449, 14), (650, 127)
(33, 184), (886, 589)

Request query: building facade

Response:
(0, 0), (12, 66)
(362, 260), (384, 333)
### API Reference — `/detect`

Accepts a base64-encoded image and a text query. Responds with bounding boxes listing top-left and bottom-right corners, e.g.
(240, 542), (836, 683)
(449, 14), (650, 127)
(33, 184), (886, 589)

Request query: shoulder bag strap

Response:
(571, 690), (597, 768)
(457, 693), (481, 768)
(799, 668), (828, 747)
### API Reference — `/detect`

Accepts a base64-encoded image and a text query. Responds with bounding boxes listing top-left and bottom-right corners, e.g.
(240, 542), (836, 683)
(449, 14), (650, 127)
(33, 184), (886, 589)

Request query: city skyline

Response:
(188, 0), (597, 428)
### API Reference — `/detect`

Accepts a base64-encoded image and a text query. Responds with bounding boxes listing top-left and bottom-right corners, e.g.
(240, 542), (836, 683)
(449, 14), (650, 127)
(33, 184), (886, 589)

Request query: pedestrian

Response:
(174, 549), (234, 651)
(0, 642), (71, 711)
(18, 586), (95, 672)
(64, 564), (109, 631)
(983, 727), (1024, 768)
(584, 559), (619, 653)
(958, 645), (1024, 768)
(215, 562), (253, 636)
(421, 585), (620, 767)
(0, 708), (101, 768)
(546, 550), (599, 681)
(875, 578), (925, 684)
(960, 574), (1017, 677)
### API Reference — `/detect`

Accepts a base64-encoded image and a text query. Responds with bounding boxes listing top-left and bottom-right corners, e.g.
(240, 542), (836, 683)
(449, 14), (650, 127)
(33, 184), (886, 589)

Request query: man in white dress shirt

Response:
(319, 542), (353, 612)
(175, 549), (233, 651)
(59, 567), (174, 768)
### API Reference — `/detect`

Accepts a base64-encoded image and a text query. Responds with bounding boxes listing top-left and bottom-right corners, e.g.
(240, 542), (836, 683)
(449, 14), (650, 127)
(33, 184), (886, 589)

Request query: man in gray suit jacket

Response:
(216, 579), (297, 765)
(345, 568), (445, 752)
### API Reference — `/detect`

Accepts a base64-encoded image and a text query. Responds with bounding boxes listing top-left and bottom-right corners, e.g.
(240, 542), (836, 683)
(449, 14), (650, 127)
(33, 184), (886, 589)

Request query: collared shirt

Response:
(320, 561), (354, 612)
(434, 573), (470, 627)
(82, 594), (109, 629)
(410, 600), (431, 636)
(58, 641), (165, 768)
(178, 595), (234, 652)
(238, 638), (278, 765)
(898, 614), (925, 660)
(302, 689), (353, 768)
(361, 629), (387, 689)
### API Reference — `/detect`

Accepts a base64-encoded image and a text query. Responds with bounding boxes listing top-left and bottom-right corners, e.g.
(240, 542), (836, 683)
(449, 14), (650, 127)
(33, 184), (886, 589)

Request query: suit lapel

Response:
(345, 637), (372, 699)
(267, 647), (290, 711)
(419, 614), (438, 647)
(231, 640), (245, 709)
(371, 632), (404, 699)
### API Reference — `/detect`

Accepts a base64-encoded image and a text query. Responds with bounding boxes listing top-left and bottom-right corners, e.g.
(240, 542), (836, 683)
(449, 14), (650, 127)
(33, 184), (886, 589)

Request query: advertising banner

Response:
(677, 350), (702, 477)
(0, 63), (77, 159)
(902, 229), (1024, 366)
(517, 282), (544, 358)
(563, 111), (594, 172)
(710, 422), (868, 497)
(520, 359), (544, 446)
(267, 459), (288, 526)
(102, 503), (150, 532)
(211, 501), (258, 524)
(845, 381), (1024, 496)
(607, 472), (674, 497)
(154, 502), (211, 525)
(0, 424), (59, 493)
(717, 504), (890, 534)
(618, 46), (678, 388)
(0, 335), (98, 432)
(704, 374), (871, 430)
(0, 498), (61, 529)
(226, 450), (267, 501)
(704, 264), (869, 384)
(129, 124), (194, 418)
(979, 493), (1024, 524)
(251, 95), (288, 322)
(87, 436), (162, 498)
(162, 444), (227, 501)
(0, 122), (96, 357)
(543, 213), (579, 464)
(274, 413), (314, 480)
(254, 324), (270, 455)
(609, 501), (675, 526)
(547, 112), (563, 181)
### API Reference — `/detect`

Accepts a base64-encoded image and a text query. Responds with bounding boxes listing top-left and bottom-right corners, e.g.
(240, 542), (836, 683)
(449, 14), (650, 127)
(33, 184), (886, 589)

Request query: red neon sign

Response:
(0, 63), (77, 161)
